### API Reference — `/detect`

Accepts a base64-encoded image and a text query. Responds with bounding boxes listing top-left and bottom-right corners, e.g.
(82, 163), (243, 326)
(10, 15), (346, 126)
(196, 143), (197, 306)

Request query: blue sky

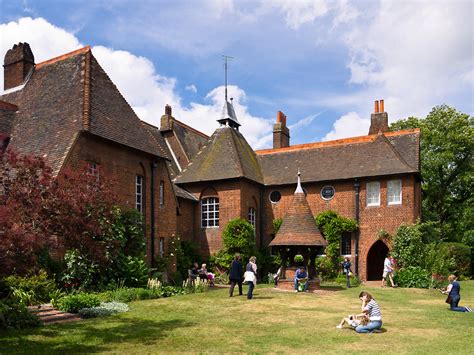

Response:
(1, 0), (473, 149)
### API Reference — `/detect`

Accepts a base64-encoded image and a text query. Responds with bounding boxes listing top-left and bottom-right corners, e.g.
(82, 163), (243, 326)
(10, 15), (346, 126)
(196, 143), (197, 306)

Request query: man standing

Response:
(342, 257), (352, 288)
(229, 253), (243, 296)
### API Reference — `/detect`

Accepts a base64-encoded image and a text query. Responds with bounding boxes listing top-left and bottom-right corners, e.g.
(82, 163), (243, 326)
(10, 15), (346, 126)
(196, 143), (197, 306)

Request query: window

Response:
(366, 182), (380, 206)
(387, 179), (402, 205)
(269, 191), (281, 203)
(321, 185), (335, 200)
(87, 162), (99, 177)
(341, 234), (351, 255)
(248, 207), (256, 232)
(201, 197), (219, 228)
(159, 180), (164, 206)
(136, 175), (143, 213)
(159, 237), (165, 257)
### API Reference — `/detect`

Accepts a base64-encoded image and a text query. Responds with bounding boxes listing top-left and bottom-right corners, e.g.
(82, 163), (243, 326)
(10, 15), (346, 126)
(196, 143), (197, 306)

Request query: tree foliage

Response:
(391, 224), (425, 269)
(390, 105), (473, 243)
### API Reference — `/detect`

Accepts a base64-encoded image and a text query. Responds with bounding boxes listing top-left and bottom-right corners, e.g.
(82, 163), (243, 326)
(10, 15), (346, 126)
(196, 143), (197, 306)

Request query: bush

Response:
(315, 256), (334, 281)
(294, 254), (304, 263)
(0, 301), (41, 329)
(57, 293), (101, 313)
(391, 224), (425, 268)
(335, 274), (361, 287)
(273, 218), (283, 234)
(78, 302), (129, 318)
(118, 256), (149, 288)
(61, 249), (99, 291)
(441, 242), (471, 277)
(3, 270), (57, 305)
(394, 267), (431, 288)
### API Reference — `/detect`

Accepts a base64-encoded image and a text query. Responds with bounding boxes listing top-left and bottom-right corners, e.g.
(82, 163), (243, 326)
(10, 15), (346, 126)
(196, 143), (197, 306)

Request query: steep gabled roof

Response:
(175, 126), (264, 185)
(270, 175), (327, 247)
(172, 119), (209, 162)
(0, 46), (168, 174)
(256, 129), (420, 185)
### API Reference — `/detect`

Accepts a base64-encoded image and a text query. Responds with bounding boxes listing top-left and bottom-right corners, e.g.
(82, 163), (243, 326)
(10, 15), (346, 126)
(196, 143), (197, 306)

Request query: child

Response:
(336, 314), (368, 329)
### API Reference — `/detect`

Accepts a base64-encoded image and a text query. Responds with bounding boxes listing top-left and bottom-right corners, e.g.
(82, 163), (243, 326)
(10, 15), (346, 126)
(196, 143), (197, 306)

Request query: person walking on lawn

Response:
(243, 256), (257, 300)
(229, 253), (243, 297)
(381, 253), (396, 287)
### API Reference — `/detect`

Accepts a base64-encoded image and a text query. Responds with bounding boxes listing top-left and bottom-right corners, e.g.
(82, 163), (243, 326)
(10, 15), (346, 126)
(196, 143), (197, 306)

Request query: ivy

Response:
(315, 211), (357, 278)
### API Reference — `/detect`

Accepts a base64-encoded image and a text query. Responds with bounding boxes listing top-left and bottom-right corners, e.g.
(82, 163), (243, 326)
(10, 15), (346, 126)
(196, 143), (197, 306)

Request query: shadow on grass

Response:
(0, 317), (195, 353)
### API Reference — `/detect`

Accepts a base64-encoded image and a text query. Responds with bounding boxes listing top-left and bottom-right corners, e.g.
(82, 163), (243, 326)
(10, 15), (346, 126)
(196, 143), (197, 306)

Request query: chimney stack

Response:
(368, 99), (389, 135)
(160, 104), (174, 132)
(273, 111), (290, 149)
(3, 42), (35, 91)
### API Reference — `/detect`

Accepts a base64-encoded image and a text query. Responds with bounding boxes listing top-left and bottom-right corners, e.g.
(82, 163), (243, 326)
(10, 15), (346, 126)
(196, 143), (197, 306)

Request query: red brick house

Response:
(1, 43), (421, 281)
(0, 43), (178, 267)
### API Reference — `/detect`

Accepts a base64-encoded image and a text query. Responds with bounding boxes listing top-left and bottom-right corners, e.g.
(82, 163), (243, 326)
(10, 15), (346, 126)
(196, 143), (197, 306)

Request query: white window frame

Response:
(201, 197), (219, 228)
(136, 175), (144, 213)
(366, 181), (380, 206)
(159, 180), (165, 206)
(248, 207), (256, 233)
(387, 179), (402, 205)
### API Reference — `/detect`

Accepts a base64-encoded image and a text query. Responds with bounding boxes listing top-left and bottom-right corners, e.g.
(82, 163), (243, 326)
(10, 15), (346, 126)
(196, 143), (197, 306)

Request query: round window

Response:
(320, 185), (335, 200)
(269, 190), (282, 203)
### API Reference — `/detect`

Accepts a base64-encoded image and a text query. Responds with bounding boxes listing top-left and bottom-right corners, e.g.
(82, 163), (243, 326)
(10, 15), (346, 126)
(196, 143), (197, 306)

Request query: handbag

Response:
(445, 295), (452, 304)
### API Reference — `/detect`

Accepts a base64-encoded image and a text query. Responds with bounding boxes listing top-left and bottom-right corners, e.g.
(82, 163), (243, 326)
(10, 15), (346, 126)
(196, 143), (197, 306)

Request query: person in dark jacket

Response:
(442, 275), (473, 312)
(341, 257), (352, 288)
(229, 253), (243, 297)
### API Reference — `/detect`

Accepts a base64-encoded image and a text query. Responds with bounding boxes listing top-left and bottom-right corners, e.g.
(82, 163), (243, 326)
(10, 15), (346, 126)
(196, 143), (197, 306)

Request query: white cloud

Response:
(322, 112), (369, 141)
(0, 17), (272, 149)
(324, 0), (473, 140)
(185, 84), (197, 93)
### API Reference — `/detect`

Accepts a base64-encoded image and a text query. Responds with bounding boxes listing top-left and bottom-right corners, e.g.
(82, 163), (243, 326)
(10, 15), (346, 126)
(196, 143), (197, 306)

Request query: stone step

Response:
(28, 303), (82, 325)
(41, 312), (81, 324)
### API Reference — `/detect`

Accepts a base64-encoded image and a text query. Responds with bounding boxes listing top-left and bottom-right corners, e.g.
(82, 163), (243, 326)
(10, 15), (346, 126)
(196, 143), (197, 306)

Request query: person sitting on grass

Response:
(353, 291), (383, 333)
(294, 266), (309, 292)
(336, 313), (368, 329)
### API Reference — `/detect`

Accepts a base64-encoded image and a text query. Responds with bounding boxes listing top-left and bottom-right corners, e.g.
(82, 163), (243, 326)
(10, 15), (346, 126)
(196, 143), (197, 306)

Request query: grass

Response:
(1, 281), (473, 354)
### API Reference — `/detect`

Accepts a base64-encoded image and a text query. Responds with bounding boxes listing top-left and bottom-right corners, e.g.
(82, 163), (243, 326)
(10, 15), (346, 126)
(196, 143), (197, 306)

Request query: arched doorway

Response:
(366, 240), (389, 280)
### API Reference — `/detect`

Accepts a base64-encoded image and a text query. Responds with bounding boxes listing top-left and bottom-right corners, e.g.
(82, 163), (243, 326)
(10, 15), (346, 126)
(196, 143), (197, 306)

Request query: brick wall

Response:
(64, 132), (178, 268)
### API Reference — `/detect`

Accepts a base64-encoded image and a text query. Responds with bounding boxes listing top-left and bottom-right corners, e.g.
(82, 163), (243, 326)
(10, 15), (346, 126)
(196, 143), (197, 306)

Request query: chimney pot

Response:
(165, 104), (172, 116)
(379, 99), (384, 113)
(374, 100), (379, 113)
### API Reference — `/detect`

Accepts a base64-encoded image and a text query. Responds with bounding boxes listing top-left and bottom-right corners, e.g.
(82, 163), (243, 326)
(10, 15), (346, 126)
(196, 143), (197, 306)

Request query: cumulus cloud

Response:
(0, 17), (273, 149)
(322, 112), (369, 141)
(324, 0), (473, 140)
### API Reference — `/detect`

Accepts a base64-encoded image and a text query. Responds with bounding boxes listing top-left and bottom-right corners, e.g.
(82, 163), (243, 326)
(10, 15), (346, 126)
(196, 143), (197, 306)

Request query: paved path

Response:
(28, 304), (82, 325)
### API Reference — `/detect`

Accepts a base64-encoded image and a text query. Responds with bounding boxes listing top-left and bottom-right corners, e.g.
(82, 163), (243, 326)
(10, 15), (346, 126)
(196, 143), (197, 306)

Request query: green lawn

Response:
(1, 282), (473, 354)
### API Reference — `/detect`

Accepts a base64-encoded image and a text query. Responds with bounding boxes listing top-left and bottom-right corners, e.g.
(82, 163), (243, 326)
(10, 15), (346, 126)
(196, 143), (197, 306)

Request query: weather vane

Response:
(222, 55), (234, 102)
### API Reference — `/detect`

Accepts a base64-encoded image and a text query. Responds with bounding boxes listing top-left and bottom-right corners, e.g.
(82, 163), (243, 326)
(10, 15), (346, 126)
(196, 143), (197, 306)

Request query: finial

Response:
(295, 168), (304, 194)
(222, 55), (234, 102)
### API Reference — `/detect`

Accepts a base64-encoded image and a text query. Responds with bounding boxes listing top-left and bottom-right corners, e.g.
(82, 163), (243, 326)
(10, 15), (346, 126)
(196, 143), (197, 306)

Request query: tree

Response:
(390, 105), (473, 244)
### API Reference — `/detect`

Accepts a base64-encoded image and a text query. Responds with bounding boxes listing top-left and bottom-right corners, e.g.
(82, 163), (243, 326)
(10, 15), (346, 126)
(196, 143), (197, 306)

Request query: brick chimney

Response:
(3, 42), (35, 91)
(160, 104), (174, 131)
(273, 111), (290, 148)
(368, 99), (389, 135)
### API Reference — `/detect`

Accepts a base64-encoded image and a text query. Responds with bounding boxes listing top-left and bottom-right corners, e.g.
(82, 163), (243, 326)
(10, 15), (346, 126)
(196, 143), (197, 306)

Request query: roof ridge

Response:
(141, 121), (170, 160)
(173, 118), (209, 139)
(35, 46), (91, 69)
(82, 50), (91, 130)
(256, 128), (420, 155)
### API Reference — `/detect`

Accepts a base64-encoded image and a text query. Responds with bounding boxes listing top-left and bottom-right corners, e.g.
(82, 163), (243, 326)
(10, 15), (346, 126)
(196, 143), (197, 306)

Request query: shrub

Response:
(3, 270), (56, 305)
(57, 293), (101, 313)
(335, 274), (361, 287)
(0, 301), (41, 329)
(61, 249), (99, 291)
(441, 242), (471, 277)
(78, 302), (129, 318)
(391, 224), (425, 268)
(315, 256), (334, 281)
(118, 256), (149, 288)
(273, 218), (283, 234)
(294, 254), (304, 263)
(212, 270), (229, 285)
(394, 267), (431, 288)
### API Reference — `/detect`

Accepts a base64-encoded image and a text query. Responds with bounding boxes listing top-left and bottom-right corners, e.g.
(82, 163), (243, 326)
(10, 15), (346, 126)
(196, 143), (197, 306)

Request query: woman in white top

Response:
(382, 253), (396, 287)
(243, 256), (257, 300)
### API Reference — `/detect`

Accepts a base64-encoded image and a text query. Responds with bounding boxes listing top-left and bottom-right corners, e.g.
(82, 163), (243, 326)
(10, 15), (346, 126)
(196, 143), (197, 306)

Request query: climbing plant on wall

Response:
(315, 211), (358, 278)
